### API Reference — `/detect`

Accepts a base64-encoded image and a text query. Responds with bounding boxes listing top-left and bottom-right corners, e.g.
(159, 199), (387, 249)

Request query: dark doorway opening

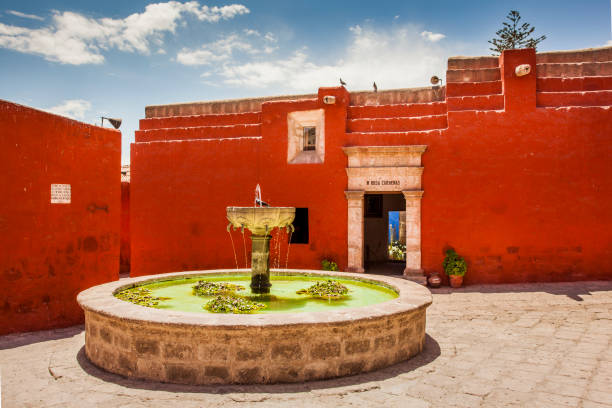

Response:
(364, 193), (405, 275)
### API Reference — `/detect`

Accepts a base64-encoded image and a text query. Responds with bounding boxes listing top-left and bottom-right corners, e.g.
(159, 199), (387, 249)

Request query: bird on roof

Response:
(339, 78), (347, 86)
(373, 82), (378, 92)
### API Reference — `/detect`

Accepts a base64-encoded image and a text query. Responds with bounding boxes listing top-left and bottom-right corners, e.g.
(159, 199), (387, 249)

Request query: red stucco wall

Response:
(130, 48), (612, 284)
(0, 100), (121, 334)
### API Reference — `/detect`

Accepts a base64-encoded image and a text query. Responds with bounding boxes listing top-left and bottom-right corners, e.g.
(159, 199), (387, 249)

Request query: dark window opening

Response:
(303, 126), (316, 151)
(290, 208), (309, 244)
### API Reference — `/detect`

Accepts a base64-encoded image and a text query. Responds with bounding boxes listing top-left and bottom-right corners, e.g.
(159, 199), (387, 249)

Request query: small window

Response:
(303, 127), (316, 151)
(290, 208), (309, 244)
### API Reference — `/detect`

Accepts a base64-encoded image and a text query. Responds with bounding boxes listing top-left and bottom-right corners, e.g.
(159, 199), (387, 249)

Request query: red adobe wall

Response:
(0, 100), (121, 335)
(131, 46), (612, 284)
(130, 88), (351, 276)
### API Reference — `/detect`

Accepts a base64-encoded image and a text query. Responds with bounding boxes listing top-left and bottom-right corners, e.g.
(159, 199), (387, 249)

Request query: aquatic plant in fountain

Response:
(203, 295), (266, 313)
(226, 184), (295, 294)
(192, 280), (245, 296)
(115, 287), (168, 308)
(296, 280), (350, 299)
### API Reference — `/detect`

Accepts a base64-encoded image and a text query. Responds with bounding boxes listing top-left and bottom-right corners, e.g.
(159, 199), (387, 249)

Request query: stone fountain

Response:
(226, 186), (295, 293)
(77, 185), (432, 385)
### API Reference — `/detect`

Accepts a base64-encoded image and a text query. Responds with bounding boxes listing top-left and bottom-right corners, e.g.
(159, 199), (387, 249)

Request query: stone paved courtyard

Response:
(1, 281), (611, 408)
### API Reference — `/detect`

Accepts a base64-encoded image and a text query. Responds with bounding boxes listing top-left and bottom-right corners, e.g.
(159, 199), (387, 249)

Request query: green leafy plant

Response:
(321, 259), (339, 271)
(203, 295), (266, 314)
(488, 10), (546, 55)
(192, 280), (245, 296)
(296, 280), (349, 299)
(115, 287), (169, 308)
(388, 240), (406, 261)
(443, 249), (467, 277)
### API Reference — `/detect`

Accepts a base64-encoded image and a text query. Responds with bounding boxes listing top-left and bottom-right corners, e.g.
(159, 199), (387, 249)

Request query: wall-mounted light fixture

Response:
(323, 95), (336, 104)
(100, 117), (122, 129)
(515, 64), (531, 77)
(430, 75), (443, 86)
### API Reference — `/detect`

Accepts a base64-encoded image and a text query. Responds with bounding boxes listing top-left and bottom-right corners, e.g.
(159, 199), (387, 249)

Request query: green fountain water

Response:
(127, 274), (398, 314)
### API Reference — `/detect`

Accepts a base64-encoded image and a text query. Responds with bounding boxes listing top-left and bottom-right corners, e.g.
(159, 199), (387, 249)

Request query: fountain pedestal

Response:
(250, 234), (272, 293)
(226, 206), (295, 294)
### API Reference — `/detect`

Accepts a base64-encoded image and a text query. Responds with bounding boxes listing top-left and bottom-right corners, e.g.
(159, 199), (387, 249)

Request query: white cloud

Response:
(45, 99), (91, 120)
(349, 25), (362, 35)
(187, 4), (249, 22)
(213, 24), (450, 92)
(243, 28), (260, 36)
(607, 40), (612, 46)
(6, 10), (44, 21)
(0, 2), (249, 65)
(177, 31), (275, 66)
(177, 47), (226, 65)
(263, 32), (277, 43)
(420, 30), (445, 42)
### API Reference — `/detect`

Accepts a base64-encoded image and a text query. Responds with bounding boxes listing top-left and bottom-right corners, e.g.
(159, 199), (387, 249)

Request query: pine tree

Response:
(488, 10), (546, 55)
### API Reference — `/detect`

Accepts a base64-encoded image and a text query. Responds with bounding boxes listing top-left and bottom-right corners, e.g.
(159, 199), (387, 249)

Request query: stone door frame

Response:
(343, 146), (427, 283)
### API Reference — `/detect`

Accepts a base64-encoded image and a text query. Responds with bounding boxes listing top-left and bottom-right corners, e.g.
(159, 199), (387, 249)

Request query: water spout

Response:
(254, 184), (270, 207)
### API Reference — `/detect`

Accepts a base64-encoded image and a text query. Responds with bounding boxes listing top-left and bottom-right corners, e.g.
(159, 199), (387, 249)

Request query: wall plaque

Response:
(51, 184), (71, 204)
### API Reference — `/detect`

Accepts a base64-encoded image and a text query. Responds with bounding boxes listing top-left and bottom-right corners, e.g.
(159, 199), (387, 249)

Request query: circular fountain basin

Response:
(78, 269), (432, 385)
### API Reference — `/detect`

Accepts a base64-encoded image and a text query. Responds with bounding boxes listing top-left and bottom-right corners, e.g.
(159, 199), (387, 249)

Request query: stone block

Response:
(113, 333), (131, 350)
(163, 343), (194, 360)
(134, 339), (159, 356)
(311, 342), (341, 360)
(236, 347), (265, 361)
(204, 366), (230, 381)
(135, 358), (163, 378)
(235, 367), (264, 383)
(339, 360), (366, 376)
(86, 323), (98, 338)
(400, 326), (415, 341)
(271, 343), (303, 361)
(117, 352), (136, 375)
(268, 366), (302, 383)
(99, 327), (113, 344)
(345, 339), (370, 354)
(165, 364), (198, 384)
(374, 334), (397, 351)
(198, 343), (228, 361)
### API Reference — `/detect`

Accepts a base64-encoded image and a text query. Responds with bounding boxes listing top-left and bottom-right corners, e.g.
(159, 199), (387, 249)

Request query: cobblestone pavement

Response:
(1, 281), (611, 408)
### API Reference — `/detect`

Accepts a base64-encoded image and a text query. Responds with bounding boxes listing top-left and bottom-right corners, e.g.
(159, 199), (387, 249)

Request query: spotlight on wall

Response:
(430, 75), (443, 86)
(100, 117), (122, 129)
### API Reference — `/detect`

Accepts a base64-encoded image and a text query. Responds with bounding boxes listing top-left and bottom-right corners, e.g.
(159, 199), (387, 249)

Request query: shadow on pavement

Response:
(428, 280), (612, 301)
(75, 334), (441, 394)
(0, 325), (84, 350)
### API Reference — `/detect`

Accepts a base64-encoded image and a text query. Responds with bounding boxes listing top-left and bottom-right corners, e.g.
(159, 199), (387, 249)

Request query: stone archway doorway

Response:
(343, 146), (426, 284)
(363, 192), (406, 274)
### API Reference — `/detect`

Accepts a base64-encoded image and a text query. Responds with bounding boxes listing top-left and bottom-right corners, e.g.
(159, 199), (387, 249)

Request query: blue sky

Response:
(1, 0), (610, 164)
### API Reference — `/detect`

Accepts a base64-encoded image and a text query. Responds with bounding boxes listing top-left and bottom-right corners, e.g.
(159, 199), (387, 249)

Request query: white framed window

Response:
(287, 109), (325, 164)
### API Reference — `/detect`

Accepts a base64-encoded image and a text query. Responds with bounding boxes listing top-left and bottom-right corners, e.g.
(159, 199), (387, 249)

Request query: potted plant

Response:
(321, 259), (339, 272)
(443, 249), (467, 288)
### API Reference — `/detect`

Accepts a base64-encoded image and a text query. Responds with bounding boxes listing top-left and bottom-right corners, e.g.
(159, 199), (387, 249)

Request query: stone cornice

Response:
(402, 190), (424, 199)
(344, 190), (365, 200)
(342, 145), (428, 156)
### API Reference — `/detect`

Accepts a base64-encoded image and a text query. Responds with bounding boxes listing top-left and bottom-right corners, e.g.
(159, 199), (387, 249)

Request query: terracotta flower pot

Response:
(428, 273), (441, 288)
(449, 275), (463, 288)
